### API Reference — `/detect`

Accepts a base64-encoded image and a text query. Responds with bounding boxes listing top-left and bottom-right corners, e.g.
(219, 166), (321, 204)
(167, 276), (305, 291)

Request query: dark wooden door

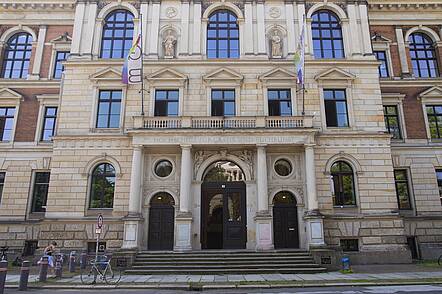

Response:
(273, 205), (299, 249)
(148, 205), (174, 250)
(201, 182), (246, 249)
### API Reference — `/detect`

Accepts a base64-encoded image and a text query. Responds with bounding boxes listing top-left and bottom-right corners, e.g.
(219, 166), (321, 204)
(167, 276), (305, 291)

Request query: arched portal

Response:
(272, 191), (299, 249)
(148, 192), (175, 250)
(201, 161), (246, 249)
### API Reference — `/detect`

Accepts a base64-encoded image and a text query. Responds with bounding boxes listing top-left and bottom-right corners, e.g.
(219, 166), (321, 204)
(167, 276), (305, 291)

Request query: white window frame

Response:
(419, 87), (442, 141)
(372, 43), (394, 79)
(27, 169), (51, 218)
(35, 94), (59, 144)
(0, 88), (23, 145)
(47, 33), (71, 80)
(393, 167), (415, 215)
(382, 93), (407, 142)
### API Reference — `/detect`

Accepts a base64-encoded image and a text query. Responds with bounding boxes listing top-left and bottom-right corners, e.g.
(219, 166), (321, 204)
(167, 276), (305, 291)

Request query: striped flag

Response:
(122, 28), (142, 84)
(294, 15), (306, 85)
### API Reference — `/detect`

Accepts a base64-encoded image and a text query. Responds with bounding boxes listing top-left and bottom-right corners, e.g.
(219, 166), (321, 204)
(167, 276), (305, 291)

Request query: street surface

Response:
(6, 284), (442, 294)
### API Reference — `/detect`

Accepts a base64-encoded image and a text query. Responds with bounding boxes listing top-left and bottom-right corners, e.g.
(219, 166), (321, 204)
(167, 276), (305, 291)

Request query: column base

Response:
(254, 212), (274, 251)
(174, 212), (193, 251)
(304, 211), (325, 249)
(121, 214), (144, 250)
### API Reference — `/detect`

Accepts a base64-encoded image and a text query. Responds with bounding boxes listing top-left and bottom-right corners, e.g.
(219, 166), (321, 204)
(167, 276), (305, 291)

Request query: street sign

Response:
(97, 214), (103, 229)
(95, 228), (102, 235)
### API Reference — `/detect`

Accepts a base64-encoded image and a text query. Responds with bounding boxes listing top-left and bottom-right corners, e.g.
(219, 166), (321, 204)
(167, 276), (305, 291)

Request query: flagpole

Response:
(301, 16), (306, 116)
(140, 13), (145, 116)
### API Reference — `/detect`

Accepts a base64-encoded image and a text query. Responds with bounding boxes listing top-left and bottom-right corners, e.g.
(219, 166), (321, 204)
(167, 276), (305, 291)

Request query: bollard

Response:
(0, 260), (7, 294)
(38, 256), (48, 282)
(55, 254), (62, 278)
(69, 251), (76, 273)
(18, 260), (30, 291)
(80, 252), (87, 270)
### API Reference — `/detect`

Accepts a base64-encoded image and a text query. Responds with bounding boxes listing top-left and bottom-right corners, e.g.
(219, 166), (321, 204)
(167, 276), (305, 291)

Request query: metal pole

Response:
(55, 254), (62, 278)
(0, 260), (7, 294)
(18, 260), (30, 291)
(38, 256), (48, 282)
(140, 12), (145, 116)
(69, 251), (76, 273)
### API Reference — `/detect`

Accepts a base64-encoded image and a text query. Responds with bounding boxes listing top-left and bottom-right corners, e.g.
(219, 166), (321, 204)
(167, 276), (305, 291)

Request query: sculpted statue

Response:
(163, 30), (176, 58)
(271, 29), (282, 58)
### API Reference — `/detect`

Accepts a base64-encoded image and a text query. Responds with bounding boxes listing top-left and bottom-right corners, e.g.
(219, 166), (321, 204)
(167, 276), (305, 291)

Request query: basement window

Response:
(88, 241), (106, 254)
(340, 239), (359, 252)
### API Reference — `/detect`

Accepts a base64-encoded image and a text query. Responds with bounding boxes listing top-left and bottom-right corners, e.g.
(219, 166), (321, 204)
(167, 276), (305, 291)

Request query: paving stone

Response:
(227, 274), (245, 282)
(244, 274), (265, 282)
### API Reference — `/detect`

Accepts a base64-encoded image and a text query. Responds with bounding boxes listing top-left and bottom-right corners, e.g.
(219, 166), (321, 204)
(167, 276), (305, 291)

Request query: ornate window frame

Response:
(371, 34), (394, 79)
(0, 88), (23, 145)
(382, 93), (407, 142)
(48, 33), (71, 80)
(35, 94), (59, 144)
(418, 86), (442, 141)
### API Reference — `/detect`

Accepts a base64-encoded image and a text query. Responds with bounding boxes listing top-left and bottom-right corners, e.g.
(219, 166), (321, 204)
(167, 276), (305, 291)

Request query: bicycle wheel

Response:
(438, 255), (442, 266)
(80, 265), (98, 285)
(104, 265), (122, 285)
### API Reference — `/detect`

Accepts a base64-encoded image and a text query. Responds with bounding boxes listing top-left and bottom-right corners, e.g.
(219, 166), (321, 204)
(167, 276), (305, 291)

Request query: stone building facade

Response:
(0, 0), (440, 264)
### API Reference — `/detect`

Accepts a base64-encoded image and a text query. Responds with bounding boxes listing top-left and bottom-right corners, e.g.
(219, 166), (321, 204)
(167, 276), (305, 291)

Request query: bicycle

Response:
(80, 255), (121, 285)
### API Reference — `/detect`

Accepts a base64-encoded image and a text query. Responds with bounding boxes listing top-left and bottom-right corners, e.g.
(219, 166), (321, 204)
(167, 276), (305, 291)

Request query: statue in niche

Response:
(271, 29), (282, 58)
(163, 29), (176, 58)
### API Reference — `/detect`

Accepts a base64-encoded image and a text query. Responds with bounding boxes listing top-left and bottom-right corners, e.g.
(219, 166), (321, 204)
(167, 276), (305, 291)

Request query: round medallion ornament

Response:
(166, 7), (178, 18)
(269, 7), (281, 19)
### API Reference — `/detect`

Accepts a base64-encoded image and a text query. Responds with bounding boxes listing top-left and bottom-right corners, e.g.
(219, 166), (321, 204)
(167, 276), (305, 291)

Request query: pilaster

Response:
(29, 26), (47, 80)
(395, 27), (411, 77)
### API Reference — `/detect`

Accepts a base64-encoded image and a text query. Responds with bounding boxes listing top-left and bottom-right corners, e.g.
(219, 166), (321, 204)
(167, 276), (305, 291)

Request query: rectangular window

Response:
(31, 172), (50, 213)
(374, 51), (390, 78)
(154, 90), (179, 116)
(426, 105), (442, 139)
(394, 169), (412, 210)
(41, 107), (57, 141)
(211, 89), (235, 116)
(268, 89), (292, 116)
(383, 105), (402, 140)
(436, 169), (442, 205)
(340, 239), (359, 252)
(53, 51), (69, 79)
(96, 90), (122, 128)
(0, 107), (15, 142)
(0, 172), (5, 205)
(324, 89), (349, 127)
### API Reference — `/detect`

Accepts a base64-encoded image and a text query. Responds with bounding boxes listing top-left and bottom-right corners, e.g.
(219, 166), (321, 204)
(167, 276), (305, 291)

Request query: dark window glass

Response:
(207, 10), (239, 59)
(426, 105), (442, 139)
(436, 169), (442, 205)
(311, 10), (344, 59)
(0, 172), (4, 205)
(394, 170), (412, 210)
(374, 51), (389, 78)
(154, 90), (179, 116)
(340, 239), (359, 252)
(383, 105), (402, 140)
(87, 242), (106, 253)
(268, 89), (292, 116)
(53, 51), (69, 79)
(211, 89), (235, 116)
(1, 33), (33, 79)
(31, 172), (50, 213)
(0, 107), (15, 141)
(324, 89), (348, 127)
(100, 10), (134, 59)
(409, 33), (438, 78)
(41, 107), (57, 141)
(331, 161), (356, 206)
(274, 159), (292, 177)
(90, 163), (115, 209)
(96, 90), (121, 128)
(154, 160), (173, 177)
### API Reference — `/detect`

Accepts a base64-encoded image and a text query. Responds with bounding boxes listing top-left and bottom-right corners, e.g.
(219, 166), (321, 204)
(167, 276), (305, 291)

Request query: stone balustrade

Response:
(132, 115), (313, 130)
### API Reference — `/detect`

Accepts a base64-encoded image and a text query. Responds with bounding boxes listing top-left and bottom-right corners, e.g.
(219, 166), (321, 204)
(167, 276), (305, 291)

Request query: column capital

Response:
(180, 144), (192, 149)
(304, 143), (316, 149)
(256, 143), (268, 148)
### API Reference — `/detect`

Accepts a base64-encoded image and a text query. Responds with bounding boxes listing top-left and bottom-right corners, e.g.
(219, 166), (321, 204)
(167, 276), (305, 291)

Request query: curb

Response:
(5, 280), (442, 290)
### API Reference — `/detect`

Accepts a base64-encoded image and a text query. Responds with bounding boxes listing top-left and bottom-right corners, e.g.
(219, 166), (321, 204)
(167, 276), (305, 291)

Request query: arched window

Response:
(100, 10), (134, 59)
(90, 163), (115, 209)
(408, 32), (438, 78)
(2, 32), (33, 78)
(331, 161), (356, 206)
(207, 10), (239, 59)
(311, 10), (344, 59)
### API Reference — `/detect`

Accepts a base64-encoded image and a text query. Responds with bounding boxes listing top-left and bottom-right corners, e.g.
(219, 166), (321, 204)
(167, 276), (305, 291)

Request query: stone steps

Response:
(126, 250), (327, 275)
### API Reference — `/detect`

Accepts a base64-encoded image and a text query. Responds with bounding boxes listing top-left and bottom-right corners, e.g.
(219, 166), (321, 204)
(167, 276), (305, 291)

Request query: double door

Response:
(201, 182), (246, 249)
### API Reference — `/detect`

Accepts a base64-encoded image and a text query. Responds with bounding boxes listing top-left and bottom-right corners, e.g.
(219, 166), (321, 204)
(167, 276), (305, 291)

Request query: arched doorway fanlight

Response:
(203, 161), (244, 182)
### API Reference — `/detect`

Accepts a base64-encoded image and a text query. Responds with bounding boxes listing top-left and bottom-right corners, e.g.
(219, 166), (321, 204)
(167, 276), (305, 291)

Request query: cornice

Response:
(380, 78), (442, 88)
(0, 1), (75, 10)
(0, 79), (61, 88)
(368, 1), (442, 11)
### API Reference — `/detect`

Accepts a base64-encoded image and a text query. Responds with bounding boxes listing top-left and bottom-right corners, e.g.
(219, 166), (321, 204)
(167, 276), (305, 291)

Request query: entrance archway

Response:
(148, 192), (175, 250)
(272, 191), (299, 249)
(201, 161), (247, 249)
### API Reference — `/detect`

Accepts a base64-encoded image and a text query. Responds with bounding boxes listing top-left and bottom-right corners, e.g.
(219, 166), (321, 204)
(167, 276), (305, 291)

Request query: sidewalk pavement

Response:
(4, 268), (442, 289)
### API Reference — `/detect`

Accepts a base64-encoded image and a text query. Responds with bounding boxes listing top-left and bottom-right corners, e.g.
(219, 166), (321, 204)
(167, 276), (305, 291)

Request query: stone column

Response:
(255, 144), (273, 250)
(175, 144), (193, 251)
(122, 145), (144, 249)
(395, 27), (411, 77)
(29, 26), (47, 80)
(304, 144), (325, 248)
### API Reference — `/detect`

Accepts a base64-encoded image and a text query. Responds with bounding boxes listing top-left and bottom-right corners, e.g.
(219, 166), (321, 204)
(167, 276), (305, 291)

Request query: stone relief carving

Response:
(270, 29), (283, 58)
(97, 1), (111, 13)
(163, 29), (177, 58)
(193, 150), (211, 178)
(269, 7), (281, 18)
(231, 150), (254, 179)
(166, 7), (178, 18)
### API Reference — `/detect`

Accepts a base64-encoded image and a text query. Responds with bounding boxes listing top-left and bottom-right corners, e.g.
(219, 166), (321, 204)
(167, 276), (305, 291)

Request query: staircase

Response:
(126, 250), (327, 275)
